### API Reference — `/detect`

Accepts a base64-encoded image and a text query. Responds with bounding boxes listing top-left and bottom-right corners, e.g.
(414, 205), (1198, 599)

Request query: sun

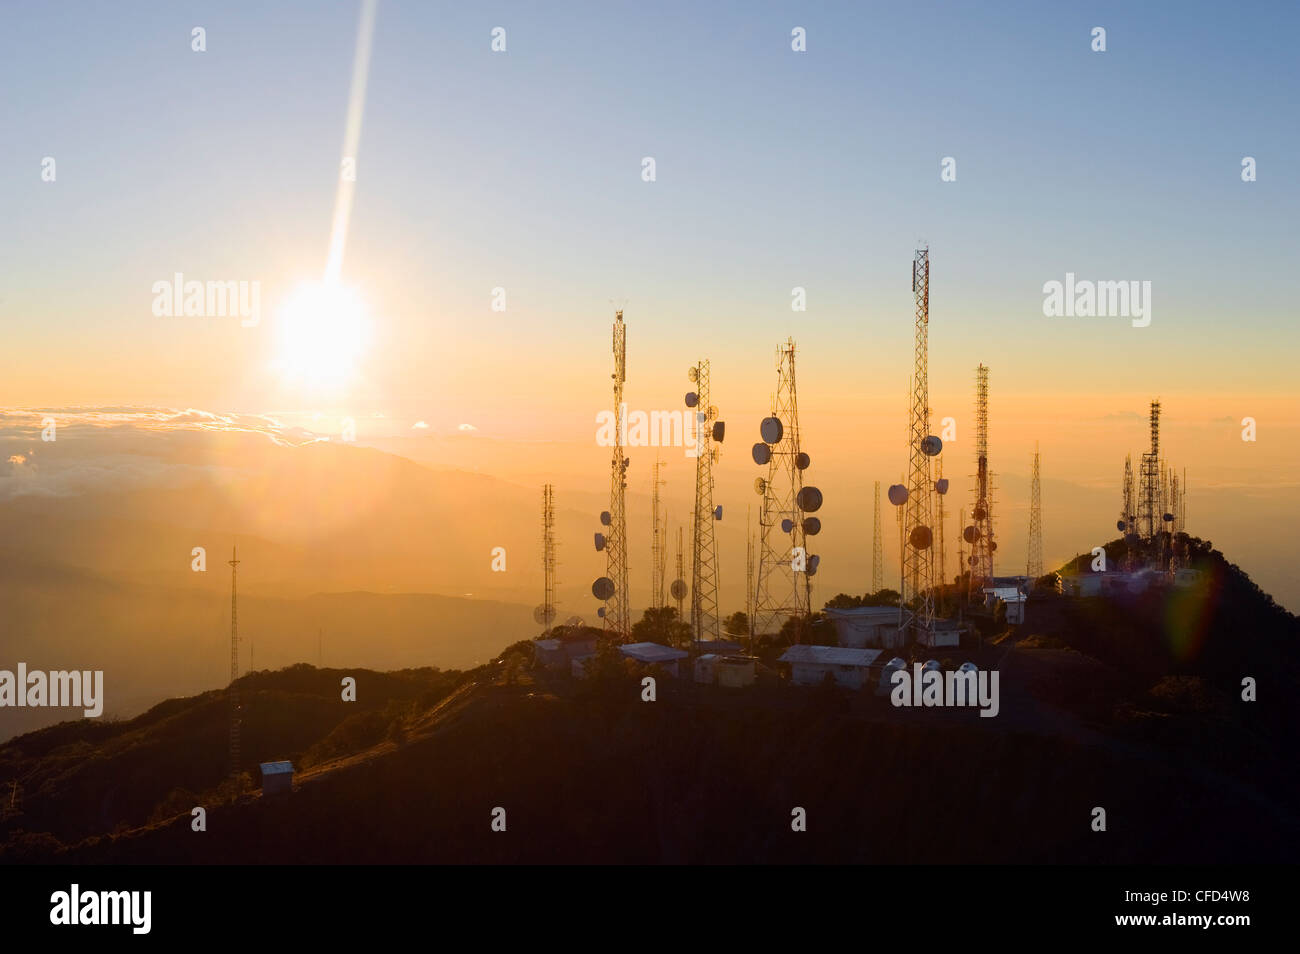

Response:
(272, 280), (371, 391)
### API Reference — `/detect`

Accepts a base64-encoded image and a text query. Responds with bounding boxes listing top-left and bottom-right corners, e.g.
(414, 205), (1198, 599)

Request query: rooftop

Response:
(620, 642), (689, 663)
(779, 645), (882, 667)
(259, 761), (294, 776)
(824, 606), (901, 620)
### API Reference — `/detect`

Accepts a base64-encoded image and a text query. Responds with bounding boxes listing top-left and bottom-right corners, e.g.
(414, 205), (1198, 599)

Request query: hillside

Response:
(3, 538), (1296, 864)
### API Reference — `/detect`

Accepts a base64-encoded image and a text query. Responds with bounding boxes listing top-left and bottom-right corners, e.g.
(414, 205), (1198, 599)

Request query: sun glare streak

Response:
(325, 0), (379, 283)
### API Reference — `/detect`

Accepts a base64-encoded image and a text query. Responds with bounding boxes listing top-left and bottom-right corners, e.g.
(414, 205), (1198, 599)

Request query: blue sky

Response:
(2, 0), (1297, 418)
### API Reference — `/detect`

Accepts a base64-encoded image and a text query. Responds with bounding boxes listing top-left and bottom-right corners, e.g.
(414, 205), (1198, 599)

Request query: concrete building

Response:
(824, 606), (905, 648)
(779, 645), (881, 689)
(259, 761), (294, 796)
(619, 642), (689, 677)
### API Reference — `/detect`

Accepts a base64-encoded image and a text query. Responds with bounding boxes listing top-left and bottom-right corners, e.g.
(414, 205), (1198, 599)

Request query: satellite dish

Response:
(989, 541), (998, 552)
(712, 421), (725, 442)
(807, 554), (820, 576)
(888, 484), (908, 506)
(781, 518), (794, 533)
(973, 506), (987, 522)
(754, 477), (767, 495)
(1117, 520), (1126, 532)
(600, 511), (611, 526)
(594, 532), (606, 552)
(533, 605), (556, 625)
(795, 452), (810, 470)
(796, 486), (823, 513)
(713, 505), (723, 520)
(909, 526), (933, 550)
(935, 478), (949, 495)
(752, 443), (771, 466)
(963, 525), (979, 544)
(1163, 512), (1174, 522)
(921, 435), (943, 457)
(760, 417), (783, 444)
(597, 607), (606, 618)
(802, 516), (821, 536)
(669, 579), (687, 601)
(563, 615), (584, 627)
(688, 367), (699, 382)
(592, 577), (615, 600)
(685, 392), (699, 408)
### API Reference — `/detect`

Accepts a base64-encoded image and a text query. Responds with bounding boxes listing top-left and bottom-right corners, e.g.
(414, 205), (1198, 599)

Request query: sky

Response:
(2, 1), (1298, 604)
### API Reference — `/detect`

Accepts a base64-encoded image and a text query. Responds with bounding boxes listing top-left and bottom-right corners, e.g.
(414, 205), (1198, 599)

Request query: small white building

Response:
(619, 642), (689, 677)
(919, 619), (963, 648)
(824, 606), (905, 648)
(259, 761), (294, 797)
(780, 645), (881, 689)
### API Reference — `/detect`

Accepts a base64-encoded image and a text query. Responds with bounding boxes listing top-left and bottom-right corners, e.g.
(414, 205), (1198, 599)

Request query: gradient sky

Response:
(3, 2), (1298, 602)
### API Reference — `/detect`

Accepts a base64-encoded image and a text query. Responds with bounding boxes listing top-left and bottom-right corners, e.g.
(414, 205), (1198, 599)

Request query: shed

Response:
(824, 606), (905, 648)
(259, 761), (294, 797)
(779, 645), (881, 689)
(619, 642), (689, 677)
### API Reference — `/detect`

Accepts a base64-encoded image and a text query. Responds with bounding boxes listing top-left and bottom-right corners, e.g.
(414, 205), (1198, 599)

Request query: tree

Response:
(630, 606), (692, 647)
(724, 611), (749, 636)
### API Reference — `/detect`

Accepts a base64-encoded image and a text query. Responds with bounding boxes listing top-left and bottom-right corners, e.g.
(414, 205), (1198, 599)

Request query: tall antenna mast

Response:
(650, 458), (667, 608)
(935, 457), (947, 614)
(745, 506), (756, 629)
(1027, 441), (1043, 579)
(605, 311), (631, 636)
(1120, 453), (1136, 570)
(872, 480), (883, 594)
(539, 485), (557, 632)
(228, 546), (241, 778)
(957, 506), (966, 591)
(901, 247), (938, 643)
(753, 338), (821, 640)
(687, 360), (722, 643)
(673, 527), (685, 620)
(968, 363), (995, 596)
(1138, 400), (1161, 544)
